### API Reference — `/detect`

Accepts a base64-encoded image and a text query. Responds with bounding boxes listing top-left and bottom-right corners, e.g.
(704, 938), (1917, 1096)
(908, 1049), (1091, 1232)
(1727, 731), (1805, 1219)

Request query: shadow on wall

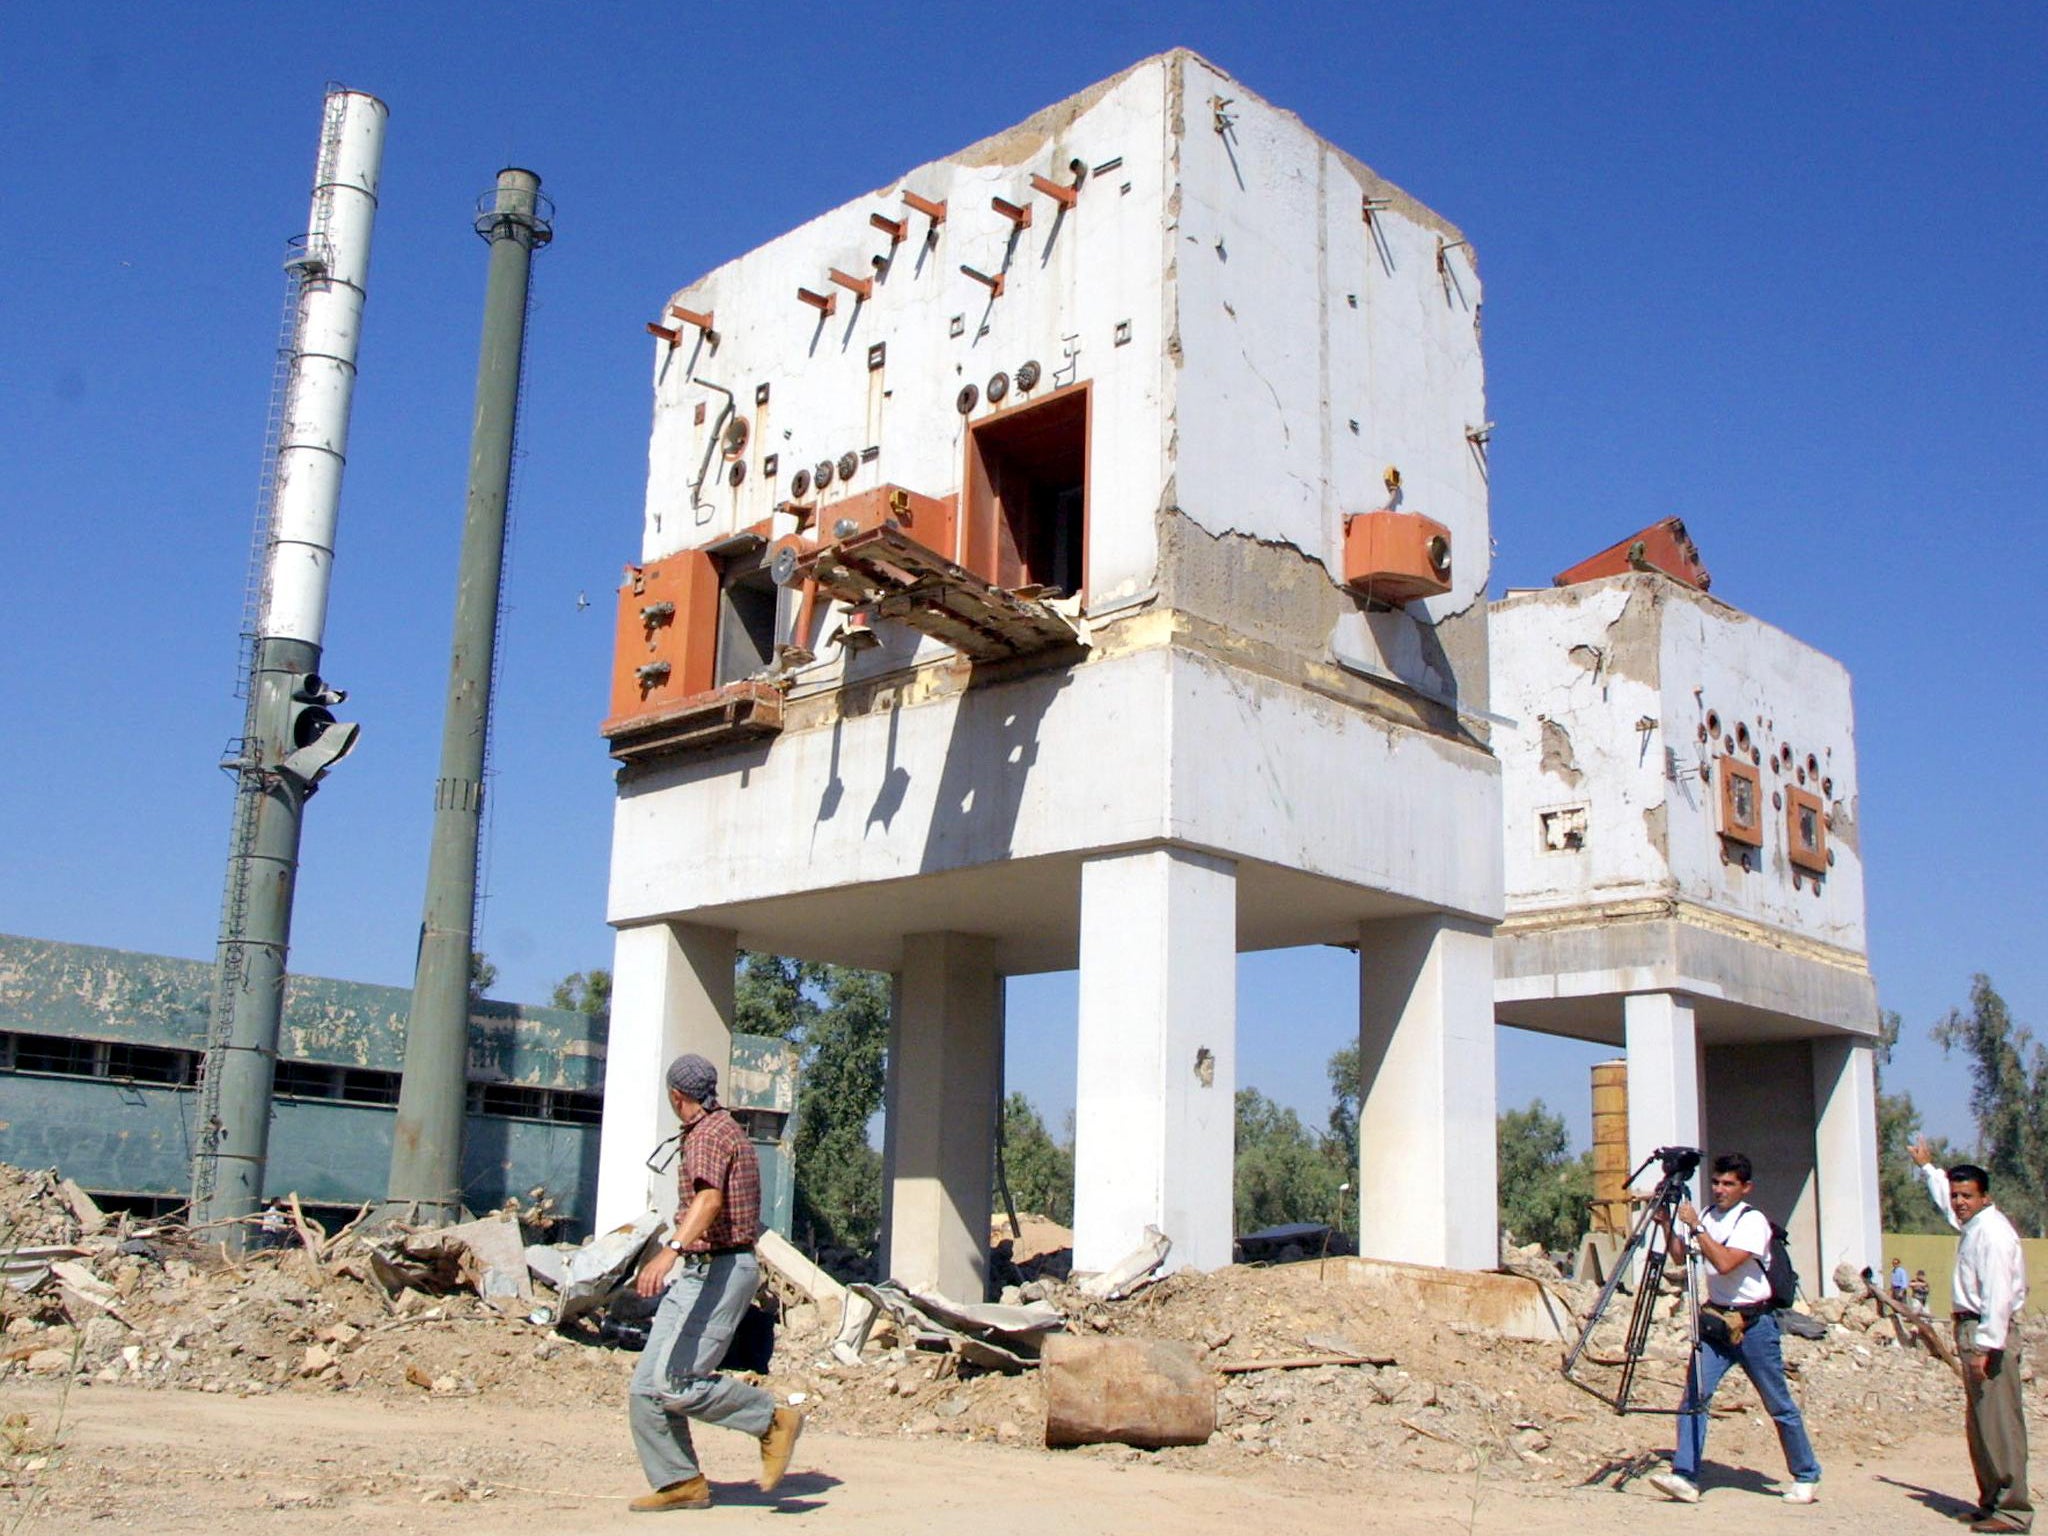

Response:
(919, 664), (1076, 874)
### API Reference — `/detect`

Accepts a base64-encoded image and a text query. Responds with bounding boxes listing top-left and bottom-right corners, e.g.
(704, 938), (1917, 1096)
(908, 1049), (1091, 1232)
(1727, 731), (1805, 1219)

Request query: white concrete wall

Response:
(608, 645), (1501, 932)
(642, 57), (1174, 626)
(1492, 583), (1671, 914)
(1493, 577), (1866, 956)
(1174, 56), (1490, 696)
(1661, 594), (1866, 951)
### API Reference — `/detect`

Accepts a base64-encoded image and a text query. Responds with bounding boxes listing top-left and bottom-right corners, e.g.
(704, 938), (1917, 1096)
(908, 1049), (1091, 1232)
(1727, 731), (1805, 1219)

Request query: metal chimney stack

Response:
(386, 169), (552, 1223)
(193, 88), (387, 1242)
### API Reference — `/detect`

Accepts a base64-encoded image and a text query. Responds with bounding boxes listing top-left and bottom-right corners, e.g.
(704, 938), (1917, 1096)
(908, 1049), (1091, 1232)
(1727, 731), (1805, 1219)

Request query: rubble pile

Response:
(2, 1163), (2039, 1495)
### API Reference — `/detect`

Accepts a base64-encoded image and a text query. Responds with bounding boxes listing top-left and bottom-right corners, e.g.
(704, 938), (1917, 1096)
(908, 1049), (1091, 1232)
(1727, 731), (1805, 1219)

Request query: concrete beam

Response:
(1356, 914), (1497, 1270)
(1624, 991), (1701, 1178)
(1812, 1036), (1881, 1295)
(595, 921), (735, 1230)
(880, 933), (1002, 1301)
(1072, 847), (1237, 1275)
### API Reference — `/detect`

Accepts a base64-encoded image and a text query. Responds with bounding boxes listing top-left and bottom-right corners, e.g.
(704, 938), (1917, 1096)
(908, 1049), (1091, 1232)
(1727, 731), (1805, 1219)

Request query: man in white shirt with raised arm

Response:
(1913, 1137), (2032, 1534)
(1649, 1152), (1821, 1505)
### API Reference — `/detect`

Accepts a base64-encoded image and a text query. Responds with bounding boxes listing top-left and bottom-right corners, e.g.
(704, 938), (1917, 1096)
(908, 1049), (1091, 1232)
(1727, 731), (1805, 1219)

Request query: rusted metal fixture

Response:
(828, 268), (872, 301)
(991, 194), (1031, 229)
(1553, 516), (1710, 591)
(797, 285), (837, 316)
(901, 189), (946, 224)
(869, 211), (907, 244)
(669, 304), (714, 334)
(1341, 510), (1453, 607)
(960, 264), (1004, 298)
(1029, 172), (1080, 209)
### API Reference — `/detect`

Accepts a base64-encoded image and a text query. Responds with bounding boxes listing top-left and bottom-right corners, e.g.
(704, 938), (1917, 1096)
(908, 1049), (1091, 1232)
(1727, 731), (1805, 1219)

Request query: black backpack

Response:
(1757, 1215), (1799, 1310)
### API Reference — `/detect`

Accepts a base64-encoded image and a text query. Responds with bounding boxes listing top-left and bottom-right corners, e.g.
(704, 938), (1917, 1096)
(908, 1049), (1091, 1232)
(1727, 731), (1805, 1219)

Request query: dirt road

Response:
(4, 1382), (2009, 1534)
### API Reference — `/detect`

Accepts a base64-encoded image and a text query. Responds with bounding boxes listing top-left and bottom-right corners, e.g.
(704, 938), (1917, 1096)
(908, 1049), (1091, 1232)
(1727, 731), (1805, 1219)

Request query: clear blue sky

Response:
(5, 6), (2042, 1153)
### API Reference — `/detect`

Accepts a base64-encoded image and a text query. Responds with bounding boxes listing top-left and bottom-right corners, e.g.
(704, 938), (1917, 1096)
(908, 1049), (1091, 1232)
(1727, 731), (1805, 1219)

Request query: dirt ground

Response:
(2, 1166), (2040, 1532)
(0, 1379), (2027, 1534)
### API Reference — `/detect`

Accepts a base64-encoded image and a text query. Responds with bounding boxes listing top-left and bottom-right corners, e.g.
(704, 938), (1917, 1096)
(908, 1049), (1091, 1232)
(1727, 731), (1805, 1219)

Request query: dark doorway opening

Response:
(965, 384), (1088, 597)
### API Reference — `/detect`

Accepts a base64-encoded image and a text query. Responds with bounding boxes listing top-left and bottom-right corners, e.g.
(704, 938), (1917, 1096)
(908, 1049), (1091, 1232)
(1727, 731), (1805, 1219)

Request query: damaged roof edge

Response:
(660, 48), (1466, 311)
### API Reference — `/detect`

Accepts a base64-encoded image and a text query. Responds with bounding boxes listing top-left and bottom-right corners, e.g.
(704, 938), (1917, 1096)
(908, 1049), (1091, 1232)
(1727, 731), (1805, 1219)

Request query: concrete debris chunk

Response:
(525, 1211), (664, 1326)
(1076, 1225), (1171, 1300)
(50, 1259), (134, 1329)
(757, 1229), (846, 1309)
(848, 1281), (1063, 1373)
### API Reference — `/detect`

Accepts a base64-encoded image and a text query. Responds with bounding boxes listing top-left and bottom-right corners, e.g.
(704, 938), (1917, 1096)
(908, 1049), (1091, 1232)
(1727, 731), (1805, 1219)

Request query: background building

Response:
(1491, 532), (1880, 1292)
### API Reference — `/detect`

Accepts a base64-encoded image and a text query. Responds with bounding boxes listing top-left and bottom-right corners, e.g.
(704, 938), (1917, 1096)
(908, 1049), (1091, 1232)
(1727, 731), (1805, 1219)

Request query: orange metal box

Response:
(816, 485), (958, 565)
(1554, 517), (1710, 591)
(604, 550), (719, 731)
(1341, 511), (1453, 605)
(1785, 785), (1828, 874)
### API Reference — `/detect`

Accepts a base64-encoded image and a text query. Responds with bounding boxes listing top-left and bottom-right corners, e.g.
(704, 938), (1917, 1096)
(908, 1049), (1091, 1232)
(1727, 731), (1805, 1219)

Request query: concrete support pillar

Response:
(1072, 847), (1237, 1276)
(881, 932), (1002, 1301)
(1812, 1036), (1882, 1296)
(1624, 992), (1702, 1184)
(1355, 915), (1497, 1269)
(595, 921), (735, 1231)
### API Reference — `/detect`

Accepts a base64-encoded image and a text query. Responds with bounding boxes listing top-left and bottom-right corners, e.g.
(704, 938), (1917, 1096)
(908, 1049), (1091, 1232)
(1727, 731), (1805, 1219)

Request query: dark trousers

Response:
(1959, 1321), (2032, 1529)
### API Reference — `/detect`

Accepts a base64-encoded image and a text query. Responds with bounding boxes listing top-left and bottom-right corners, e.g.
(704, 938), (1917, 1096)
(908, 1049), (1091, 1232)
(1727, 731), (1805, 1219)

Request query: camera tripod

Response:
(1562, 1147), (1704, 1414)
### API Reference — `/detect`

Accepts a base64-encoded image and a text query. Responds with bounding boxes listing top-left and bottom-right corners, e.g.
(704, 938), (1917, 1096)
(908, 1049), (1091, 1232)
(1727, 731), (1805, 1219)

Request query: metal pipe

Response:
(193, 88), (385, 1243)
(386, 169), (552, 1223)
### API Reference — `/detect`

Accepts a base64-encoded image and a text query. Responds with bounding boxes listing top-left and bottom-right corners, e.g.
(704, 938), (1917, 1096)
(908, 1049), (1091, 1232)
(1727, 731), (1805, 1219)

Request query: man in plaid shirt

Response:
(626, 1053), (805, 1512)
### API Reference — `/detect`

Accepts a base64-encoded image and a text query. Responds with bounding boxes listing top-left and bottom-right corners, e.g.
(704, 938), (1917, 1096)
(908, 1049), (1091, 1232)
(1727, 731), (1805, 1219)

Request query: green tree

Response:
(998, 1093), (1074, 1225)
(735, 953), (891, 1255)
(1235, 1087), (1348, 1234)
(1326, 1043), (1361, 1176)
(1933, 975), (2048, 1236)
(549, 968), (611, 1015)
(1496, 1099), (1592, 1254)
(468, 949), (498, 1002)
(1874, 1009), (1951, 1234)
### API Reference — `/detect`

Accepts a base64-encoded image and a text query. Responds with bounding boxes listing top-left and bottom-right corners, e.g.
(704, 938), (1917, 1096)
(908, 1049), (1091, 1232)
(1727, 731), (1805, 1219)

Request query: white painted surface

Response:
(880, 933), (1001, 1300)
(1491, 576), (1866, 953)
(642, 58), (1172, 623)
(594, 921), (736, 1232)
(608, 645), (1501, 939)
(1174, 56), (1491, 694)
(1623, 992), (1702, 1181)
(1072, 847), (1237, 1274)
(1355, 915), (1498, 1269)
(1812, 1036), (1882, 1294)
(262, 89), (385, 647)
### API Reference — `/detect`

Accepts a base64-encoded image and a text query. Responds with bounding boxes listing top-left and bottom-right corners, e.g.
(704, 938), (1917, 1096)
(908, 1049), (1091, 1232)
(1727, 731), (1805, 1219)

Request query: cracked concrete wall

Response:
(1492, 575), (1867, 956)
(642, 54), (1175, 646)
(1493, 582), (1672, 911)
(1168, 54), (1491, 715)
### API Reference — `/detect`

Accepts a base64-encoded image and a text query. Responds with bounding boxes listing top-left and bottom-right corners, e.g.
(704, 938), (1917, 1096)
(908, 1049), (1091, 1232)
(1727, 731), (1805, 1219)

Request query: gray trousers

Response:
(1959, 1321), (2032, 1528)
(629, 1251), (776, 1488)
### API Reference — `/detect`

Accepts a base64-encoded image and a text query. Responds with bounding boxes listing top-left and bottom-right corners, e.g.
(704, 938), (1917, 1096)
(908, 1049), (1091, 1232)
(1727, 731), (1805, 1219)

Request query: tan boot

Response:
(758, 1406), (805, 1493)
(629, 1476), (712, 1512)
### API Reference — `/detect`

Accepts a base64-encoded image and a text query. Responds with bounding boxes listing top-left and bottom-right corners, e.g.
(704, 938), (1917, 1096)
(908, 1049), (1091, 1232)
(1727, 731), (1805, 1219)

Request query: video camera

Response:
(1653, 1145), (1702, 1181)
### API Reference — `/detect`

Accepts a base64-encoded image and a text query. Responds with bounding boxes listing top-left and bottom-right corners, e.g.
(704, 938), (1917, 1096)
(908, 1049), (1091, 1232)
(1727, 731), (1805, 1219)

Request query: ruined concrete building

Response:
(1492, 522), (1880, 1288)
(597, 51), (1502, 1296)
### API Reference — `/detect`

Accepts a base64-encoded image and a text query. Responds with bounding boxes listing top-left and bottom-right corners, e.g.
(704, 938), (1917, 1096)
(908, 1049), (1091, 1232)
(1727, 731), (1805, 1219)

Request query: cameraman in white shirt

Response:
(1649, 1153), (1821, 1505)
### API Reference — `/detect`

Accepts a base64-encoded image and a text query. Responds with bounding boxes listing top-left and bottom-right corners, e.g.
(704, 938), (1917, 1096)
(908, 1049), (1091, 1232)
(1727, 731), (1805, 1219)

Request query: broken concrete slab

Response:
(1076, 1226), (1171, 1301)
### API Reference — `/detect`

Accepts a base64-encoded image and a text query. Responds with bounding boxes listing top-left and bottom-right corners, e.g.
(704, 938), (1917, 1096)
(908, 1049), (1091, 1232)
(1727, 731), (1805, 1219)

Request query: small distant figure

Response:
(1912, 1269), (1932, 1311)
(1891, 1256), (1911, 1303)
(258, 1200), (289, 1250)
